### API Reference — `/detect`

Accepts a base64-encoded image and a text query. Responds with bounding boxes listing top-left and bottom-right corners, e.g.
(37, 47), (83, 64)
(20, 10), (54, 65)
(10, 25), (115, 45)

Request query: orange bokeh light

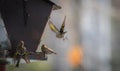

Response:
(67, 45), (83, 67)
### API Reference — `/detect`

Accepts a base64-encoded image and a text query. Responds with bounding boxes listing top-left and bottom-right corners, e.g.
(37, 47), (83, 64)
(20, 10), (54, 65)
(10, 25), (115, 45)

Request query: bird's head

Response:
(42, 44), (47, 48)
(19, 40), (24, 47)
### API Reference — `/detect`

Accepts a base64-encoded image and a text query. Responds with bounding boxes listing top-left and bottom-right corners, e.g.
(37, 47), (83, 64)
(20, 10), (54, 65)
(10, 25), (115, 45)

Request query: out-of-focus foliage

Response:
(6, 61), (52, 71)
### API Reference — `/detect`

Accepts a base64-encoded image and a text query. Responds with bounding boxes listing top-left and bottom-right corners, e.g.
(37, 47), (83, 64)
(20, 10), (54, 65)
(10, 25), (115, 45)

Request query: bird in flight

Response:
(48, 16), (67, 39)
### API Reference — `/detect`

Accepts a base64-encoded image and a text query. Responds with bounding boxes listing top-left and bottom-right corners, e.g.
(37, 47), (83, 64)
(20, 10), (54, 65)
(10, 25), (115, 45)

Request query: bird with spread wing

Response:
(48, 16), (67, 39)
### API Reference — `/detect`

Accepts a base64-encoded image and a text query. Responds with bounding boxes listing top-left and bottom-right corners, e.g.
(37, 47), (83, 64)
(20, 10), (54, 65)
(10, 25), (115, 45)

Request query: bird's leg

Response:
(23, 57), (30, 63)
(15, 57), (21, 67)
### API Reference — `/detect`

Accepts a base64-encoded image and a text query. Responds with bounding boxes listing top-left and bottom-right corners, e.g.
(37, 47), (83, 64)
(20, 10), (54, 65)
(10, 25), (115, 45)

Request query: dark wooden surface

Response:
(1, 0), (53, 52)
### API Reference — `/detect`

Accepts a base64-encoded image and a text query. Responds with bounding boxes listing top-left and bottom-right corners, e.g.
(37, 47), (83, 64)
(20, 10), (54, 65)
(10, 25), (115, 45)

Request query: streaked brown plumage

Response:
(41, 44), (57, 54)
(13, 41), (30, 67)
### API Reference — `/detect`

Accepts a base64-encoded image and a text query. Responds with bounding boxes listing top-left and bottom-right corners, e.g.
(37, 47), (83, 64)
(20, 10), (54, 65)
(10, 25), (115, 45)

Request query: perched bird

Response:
(41, 44), (57, 55)
(13, 41), (30, 67)
(49, 16), (67, 38)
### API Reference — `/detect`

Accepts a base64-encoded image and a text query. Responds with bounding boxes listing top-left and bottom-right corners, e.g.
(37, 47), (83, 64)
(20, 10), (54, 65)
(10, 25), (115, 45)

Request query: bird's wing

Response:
(60, 16), (66, 33)
(48, 20), (60, 34)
